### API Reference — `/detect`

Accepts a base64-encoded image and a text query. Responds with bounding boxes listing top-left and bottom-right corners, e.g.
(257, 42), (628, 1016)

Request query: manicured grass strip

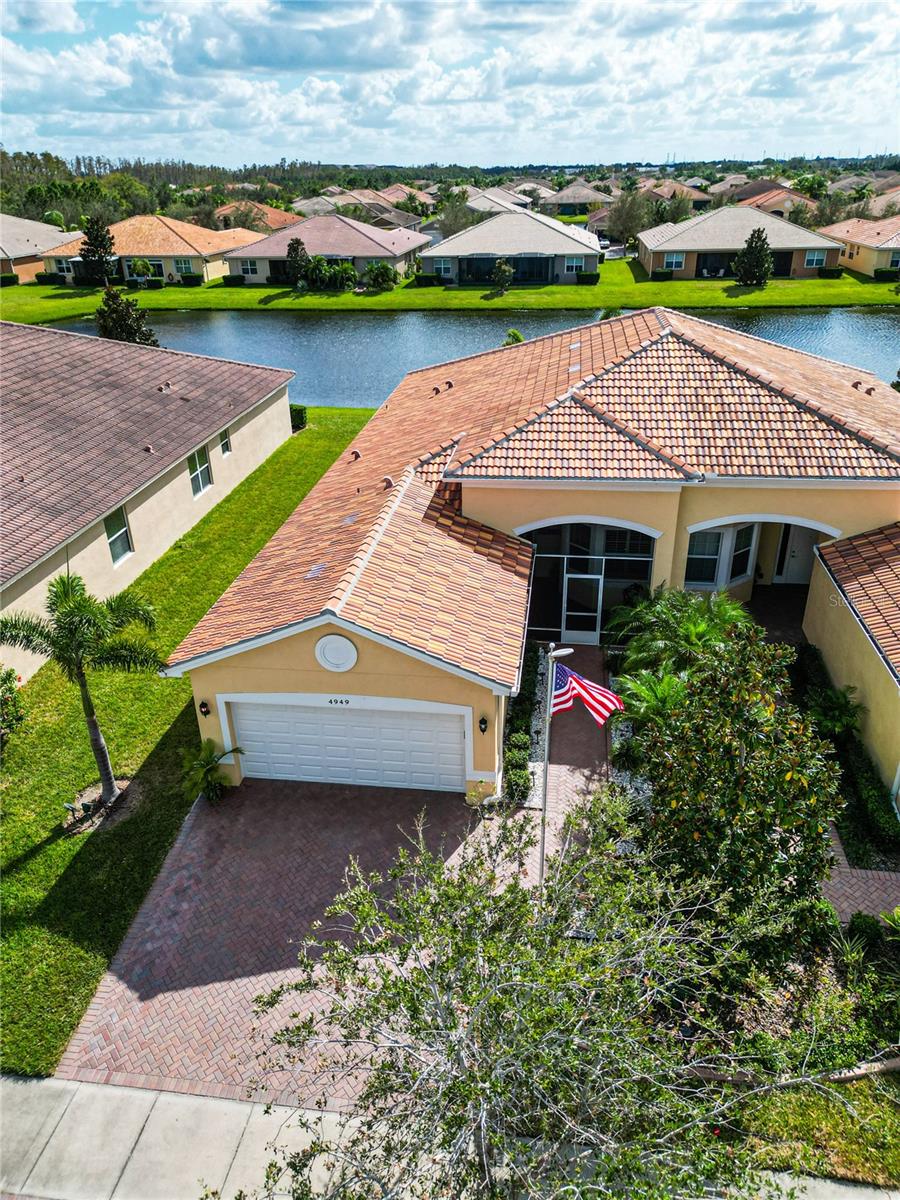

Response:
(0, 408), (372, 1077)
(2, 259), (898, 325)
(744, 1077), (900, 1186)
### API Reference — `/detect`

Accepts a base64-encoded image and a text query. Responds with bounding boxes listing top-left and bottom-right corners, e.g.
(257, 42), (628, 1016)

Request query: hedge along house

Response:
(637, 207), (841, 279)
(0, 322), (293, 680)
(43, 215), (263, 285)
(164, 309), (899, 796)
(804, 524), (900, 796)
(816, 215), (900, 278)
(223, 214), (430, 283)
(419, 210), (602, 285)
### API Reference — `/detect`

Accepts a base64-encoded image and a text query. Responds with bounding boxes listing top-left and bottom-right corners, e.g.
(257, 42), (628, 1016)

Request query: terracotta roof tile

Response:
(817, 523), (900, 681)
(214, 201), (304, 231)
(223, 214), (429, 260)
(46, 215), (263, 259)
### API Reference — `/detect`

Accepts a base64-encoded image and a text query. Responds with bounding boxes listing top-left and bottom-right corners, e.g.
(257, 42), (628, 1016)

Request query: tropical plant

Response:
(732, 227), (774, 286)
(793, 173), (829, 200)
(364, 259), (400, 290)
(0, 574), (160, 806)
(129, 257), (152, 279)
(95, 286), (159, 346)
(328, 260), (358, 290)
(850, 182), (874, 202)
(285, 235), (309, 286)
(807, 683), (867, 739)
(42, 209), (65, 230)
(303, 254), (332, 290)
(181, 737), (242, 802)
(79, 215), (116, 284)
(502, 327), (524, 346)
(608, 587), (750, 674)
(615, 670), (688, 732)
(0, 665), (25, 742)
(491, 257), (514, 293)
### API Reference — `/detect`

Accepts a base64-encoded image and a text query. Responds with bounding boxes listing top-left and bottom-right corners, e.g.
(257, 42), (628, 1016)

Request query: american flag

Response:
(551, 662), (624, 728)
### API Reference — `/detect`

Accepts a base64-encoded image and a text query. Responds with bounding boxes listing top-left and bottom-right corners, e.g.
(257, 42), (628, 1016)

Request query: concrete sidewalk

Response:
(2, 1075), (897, 1200)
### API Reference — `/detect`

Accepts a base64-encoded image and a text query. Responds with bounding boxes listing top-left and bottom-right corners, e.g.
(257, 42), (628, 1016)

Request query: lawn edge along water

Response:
(0, 408), (372, 1078)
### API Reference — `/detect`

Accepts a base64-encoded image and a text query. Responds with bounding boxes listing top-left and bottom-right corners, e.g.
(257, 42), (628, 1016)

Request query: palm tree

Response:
(849, 183), (873, 203)
(608, 587), (750, 674)
(0, 574), (161, 806)
(616, 671), (688, 731)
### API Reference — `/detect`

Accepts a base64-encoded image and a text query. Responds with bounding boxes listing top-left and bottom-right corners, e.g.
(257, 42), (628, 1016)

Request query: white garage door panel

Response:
(231, 701), (467, 792)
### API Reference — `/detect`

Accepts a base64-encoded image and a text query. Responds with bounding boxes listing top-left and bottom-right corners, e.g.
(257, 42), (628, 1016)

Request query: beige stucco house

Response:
(0, 214), (82, 283)
(637, 207), (841, 278)
(164, 310), (899, 797)
(44, 215), (263, 284)
(817, 215), (900, 277)
(0, 322), (293, 680)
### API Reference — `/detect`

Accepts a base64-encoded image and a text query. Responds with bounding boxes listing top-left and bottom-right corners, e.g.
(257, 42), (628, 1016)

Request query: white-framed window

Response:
(804, 250), (826, 268)
(55, 258), (73, 274)
(663, 252), (685, 270)
(685, 523), (759, 589)
(433, 258), (452, 277)
(240, 259), (258, 276)
(564, 256), (584, 274)
(188, 446), (212, 496)
(890, 250), (900, 268)
(219, 428), (231, 455)
(174, 257), (194, 275)
(104, 506), (133, 565)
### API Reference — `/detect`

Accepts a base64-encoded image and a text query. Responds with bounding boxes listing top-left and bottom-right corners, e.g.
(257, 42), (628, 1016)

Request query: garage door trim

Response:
(216, 692), (492, 783)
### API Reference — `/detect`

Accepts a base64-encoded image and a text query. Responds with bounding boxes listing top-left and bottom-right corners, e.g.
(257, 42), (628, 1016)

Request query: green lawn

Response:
(0, 408), (372, 1077)
(2, 259), (897, 325)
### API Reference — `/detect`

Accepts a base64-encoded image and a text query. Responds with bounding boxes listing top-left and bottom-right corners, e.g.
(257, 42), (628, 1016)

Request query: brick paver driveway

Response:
(57, 781), (474, 1107)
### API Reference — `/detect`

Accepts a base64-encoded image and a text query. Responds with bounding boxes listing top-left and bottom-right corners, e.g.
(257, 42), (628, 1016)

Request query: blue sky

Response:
(1, 0), (897, 167)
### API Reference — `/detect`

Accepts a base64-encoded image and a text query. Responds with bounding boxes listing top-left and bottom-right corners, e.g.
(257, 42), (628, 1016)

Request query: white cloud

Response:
(2, 0), (84, 34)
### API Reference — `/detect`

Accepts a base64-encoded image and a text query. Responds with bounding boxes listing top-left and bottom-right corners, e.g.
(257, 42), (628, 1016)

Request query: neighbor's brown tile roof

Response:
(214, 201), (303, 231)
(738, 187), (814, 210)
(223, 214), (430, 260)
(817, 215), (900, 250)
(46, 215), (263, 259)
(0, 322), (292, 586)
(817, 523), (900, 682)
(167, 309), (899, 675)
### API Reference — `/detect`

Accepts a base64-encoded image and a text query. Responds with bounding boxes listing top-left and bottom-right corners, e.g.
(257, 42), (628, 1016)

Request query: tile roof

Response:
(420, 210), (600, 257)
(868, 186), (900, 217)
(224, 214), (429, 260)
(166, 309), (899, 677)
(0, 214), (81, 260)
(214, 201), (303, 231)
(738, 187), (814, 210)
(638, 207), (841, 252)
(547, 181), (615, 205)
(817, 523), (900, 682)
(46, 215), (263, 259)
(817, 215), (900, 250)
(0, 322), (292, 586)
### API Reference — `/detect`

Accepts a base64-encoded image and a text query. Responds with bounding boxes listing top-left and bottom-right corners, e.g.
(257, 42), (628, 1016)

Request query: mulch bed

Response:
(63, 777), (145, 835)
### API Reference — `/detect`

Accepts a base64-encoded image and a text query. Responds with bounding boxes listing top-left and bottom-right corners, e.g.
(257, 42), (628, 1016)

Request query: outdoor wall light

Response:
(198, 700), (211, 717)
(479, 716), (488, 735)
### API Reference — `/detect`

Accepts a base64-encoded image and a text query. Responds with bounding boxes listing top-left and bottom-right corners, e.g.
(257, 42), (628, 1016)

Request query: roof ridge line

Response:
(331, 466), (418, 614)
(571, 390), (701, 479)
(669, 328), (900, 463)
(445, 394), (577, 473)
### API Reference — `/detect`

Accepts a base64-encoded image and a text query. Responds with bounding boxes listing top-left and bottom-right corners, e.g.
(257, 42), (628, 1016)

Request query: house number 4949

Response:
(328, 698), (351, 706)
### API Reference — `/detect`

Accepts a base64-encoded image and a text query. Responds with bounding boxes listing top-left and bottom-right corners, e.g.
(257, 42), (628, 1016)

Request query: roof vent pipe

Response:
(432, 386), (441, 396)
(852, 381), (862, 389)
(445, 380), (454, 389)
(383, 475), (394, 489)
(350, 449), (361, 460)
(865, 386), (876, 395)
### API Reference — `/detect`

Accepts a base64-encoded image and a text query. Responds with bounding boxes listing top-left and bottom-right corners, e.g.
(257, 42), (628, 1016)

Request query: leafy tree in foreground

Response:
(0, 575), (160, 806)
(606, 189), (651, 246)
(491, 257), (514, 293)
(79, 215), (116, 284)
(732, 227), (774, 287)
(285, 236), (310, 286)
(95, 286), (159, 346)
(254, 797), (848, 1199)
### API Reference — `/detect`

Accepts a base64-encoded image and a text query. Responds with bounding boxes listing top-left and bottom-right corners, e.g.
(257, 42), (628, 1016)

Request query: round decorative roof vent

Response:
(315, 634), (358, 673)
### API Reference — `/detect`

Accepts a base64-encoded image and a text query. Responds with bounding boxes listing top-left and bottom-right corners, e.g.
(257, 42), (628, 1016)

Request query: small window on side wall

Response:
(188, 446), (212, 496)
(663, 252), (685, 271)
(804, 250), (825, 268)
(684, 530), (721, 583)
(220, 428), (231, 455)
(104, 506), (133, 565)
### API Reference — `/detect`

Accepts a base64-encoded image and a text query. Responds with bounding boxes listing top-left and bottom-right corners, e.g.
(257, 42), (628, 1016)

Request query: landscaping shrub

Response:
(576, 271), (600, 284)
(873, 267), (900, 282)
(507, 642), (539, 736)
(180, 273), (203, 287)
(503, 767), (531, 806)
(414, 273), (442, 287)
(125, 280), (141, 290)
(221, 274), (246, 286)
(0, 666), (25, 743)
(0, 272), (20, 287)
(364, 259), (400, 291)
(145, 278), (164, 289)
(847, 912), (886, 954)
(842, 737), (900, 846)
(507, 731), (531, 752)
(504, 747), (529, 772)
(34, 271), (61, 284)
(817, 265), (843, 279)
(289, 403), (308, 432)
(650, 268), (673, 281)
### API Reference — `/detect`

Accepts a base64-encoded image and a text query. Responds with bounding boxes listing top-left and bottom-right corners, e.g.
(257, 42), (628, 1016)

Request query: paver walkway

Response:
(823, 826), (900, 923)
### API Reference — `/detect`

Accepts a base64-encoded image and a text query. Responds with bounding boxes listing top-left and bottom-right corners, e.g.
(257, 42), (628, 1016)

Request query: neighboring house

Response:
(0, 322), (292, 680)
(816, 215), (900, 276)
(543, 179), (615, 215)
(44, 215), (263, 284)
(873, 173), (900, 194)
(378, 183), (436, 209)
(290, 196), (338, 217)
(642, 180), (711, 210)
(162, 309), (899, 797)
(508, 179), (558, 201)
(867, 186), (900, 217)
(828, 174), (874, 195)
(214, 200), (303, 232)
(737, 187), (816, 219)
(462, 188), (524, 215)
(419, 210), (601, 284)
(223, 214), (430, 282)
(683, 176), (710, 188)
(708, 173), (750, 196)
(0, 214), (82, 283)
(477, 186), (532, 209)
(732, 178), (788, 200)
(804, 523), (900, 795)
(586, 207), (613, 238)
(637, 207), (841, 278)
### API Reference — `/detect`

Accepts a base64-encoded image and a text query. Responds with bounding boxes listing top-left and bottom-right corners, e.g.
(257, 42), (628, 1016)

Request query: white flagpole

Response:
(539, 642), (573, 889)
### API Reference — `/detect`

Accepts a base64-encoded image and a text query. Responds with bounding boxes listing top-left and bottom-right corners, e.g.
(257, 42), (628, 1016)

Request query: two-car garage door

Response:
(230, 700), (467, 793)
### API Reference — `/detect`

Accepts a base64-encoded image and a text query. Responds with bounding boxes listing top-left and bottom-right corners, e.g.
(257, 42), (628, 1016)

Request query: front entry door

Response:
(562, 572), (603, 644)
(777, 525), (818, 584)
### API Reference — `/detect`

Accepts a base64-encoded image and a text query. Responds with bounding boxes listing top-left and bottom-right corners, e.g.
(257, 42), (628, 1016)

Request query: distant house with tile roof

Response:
(817, 214), (900, 276)
(737, 186), (816, 219)
(44, 215), (263, 284)
(420, 210), (601, 283)
(641, 179), (711, 210)
(214, 200), (303, 233)
(637, 207), (841, 278)
(0, 214), (82, 283)
(0, 322), (293, 680)
(708, 173), (750, 196)
(224, 214), (430, 282)
(162, 309), (899, 797)
(542, 179), (615, 215)
(868, 185), (900, 217)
